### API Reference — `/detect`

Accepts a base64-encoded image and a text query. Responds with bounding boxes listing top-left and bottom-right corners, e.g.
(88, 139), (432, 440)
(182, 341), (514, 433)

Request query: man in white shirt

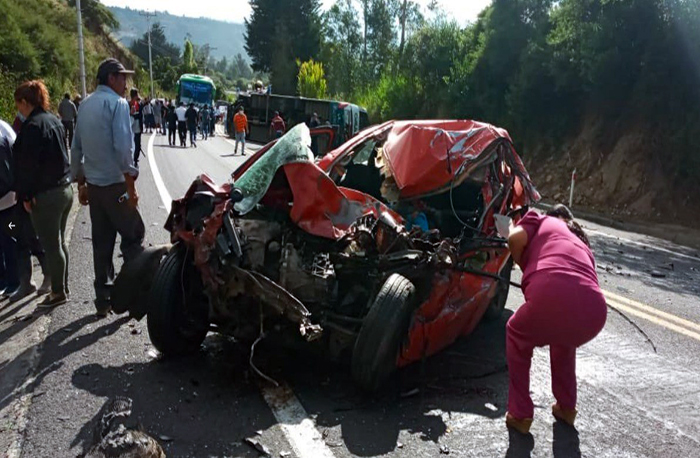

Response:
(175, 102), (187, 147)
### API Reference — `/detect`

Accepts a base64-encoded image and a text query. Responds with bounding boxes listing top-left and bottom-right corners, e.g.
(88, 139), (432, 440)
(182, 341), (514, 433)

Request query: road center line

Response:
(603, 289), (700, 333)
(605, 297), (700, 343)
(146, 131), (333, 458)
(146, 133), (172, 213)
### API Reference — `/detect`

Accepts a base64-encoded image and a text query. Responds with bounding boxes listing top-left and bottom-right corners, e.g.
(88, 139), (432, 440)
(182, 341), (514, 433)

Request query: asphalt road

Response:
(3, 129), (700, 457)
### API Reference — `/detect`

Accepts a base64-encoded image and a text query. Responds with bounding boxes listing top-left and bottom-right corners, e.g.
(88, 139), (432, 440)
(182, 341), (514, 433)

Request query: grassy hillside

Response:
(0, 0), (137, 122)
(108, 6), (248, 62)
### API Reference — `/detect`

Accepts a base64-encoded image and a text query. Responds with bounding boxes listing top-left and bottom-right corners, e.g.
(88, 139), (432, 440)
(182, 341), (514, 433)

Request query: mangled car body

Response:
(126, 120), (539, 390)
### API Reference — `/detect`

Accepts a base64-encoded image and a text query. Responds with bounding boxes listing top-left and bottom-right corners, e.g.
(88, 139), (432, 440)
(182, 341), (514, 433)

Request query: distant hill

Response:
(108, 6), (248, 61)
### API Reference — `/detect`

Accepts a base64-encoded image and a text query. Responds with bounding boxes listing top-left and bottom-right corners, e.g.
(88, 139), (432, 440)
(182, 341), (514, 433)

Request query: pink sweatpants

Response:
(506, 272), (607, 419)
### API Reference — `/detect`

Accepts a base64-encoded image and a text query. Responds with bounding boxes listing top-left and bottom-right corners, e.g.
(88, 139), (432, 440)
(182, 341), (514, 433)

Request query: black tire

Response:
(112, 245), (170, 319)
(147, 245), (208, 355)
(352, 273), (417, 391)
(483, 257), (513, 321)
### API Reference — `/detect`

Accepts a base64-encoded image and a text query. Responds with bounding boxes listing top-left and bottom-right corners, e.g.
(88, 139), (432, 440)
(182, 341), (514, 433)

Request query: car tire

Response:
(483, 258), (513, 321)
(147, 244), (208, 356)
(112, 245), (170, 319)
(351, 273), (417, 392)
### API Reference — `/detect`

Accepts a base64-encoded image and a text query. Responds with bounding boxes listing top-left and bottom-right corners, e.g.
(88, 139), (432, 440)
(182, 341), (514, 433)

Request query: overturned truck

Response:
(116, 120), (540, 391)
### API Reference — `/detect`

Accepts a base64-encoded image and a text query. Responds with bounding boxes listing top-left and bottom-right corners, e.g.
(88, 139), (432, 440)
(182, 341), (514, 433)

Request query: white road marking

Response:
(261, 383), (337, 458)
(147, 132), (334, 458)
(146, 133), (172, 213)
(587, 228), (699, 262)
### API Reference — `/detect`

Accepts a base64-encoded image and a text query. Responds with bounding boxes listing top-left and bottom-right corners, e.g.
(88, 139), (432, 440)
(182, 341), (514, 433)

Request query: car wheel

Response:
(483, 258), (513, 321)
(112, 245), (170, 319)
(351, 273), (417, 392)
(147, 244), (209, 356)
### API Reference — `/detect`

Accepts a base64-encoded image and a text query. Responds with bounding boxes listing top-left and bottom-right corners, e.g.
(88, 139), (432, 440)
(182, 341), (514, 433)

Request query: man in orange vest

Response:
(233, 106), (249, 155)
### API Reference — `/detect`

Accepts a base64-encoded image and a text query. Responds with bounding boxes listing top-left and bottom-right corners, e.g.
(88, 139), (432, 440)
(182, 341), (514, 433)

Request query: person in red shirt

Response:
(269, 111), (286, 139)
(233, 106), (249, 155)
(501, 205), (606, 434)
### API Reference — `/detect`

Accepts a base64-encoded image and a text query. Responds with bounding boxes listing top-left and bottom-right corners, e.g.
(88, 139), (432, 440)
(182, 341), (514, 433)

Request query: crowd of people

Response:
(0, 58), (146, 315)
(129, 93), (220, 153)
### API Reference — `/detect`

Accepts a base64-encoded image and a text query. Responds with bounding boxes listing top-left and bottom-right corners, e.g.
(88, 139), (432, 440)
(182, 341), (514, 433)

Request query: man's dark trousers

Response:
(133, 133), (142, 166)
(62, 120), (74, 149)
(87, 182), (145, 311)
(178, 121), (187, 146)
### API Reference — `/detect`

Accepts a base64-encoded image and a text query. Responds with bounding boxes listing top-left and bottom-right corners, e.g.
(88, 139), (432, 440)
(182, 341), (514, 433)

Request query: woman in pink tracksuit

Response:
(504, 205), (607, 434)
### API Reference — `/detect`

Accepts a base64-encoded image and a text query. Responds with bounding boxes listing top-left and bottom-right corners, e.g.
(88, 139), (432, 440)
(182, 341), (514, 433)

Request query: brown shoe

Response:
(506, 412), (533, 434)
(552, 403), (577, 426)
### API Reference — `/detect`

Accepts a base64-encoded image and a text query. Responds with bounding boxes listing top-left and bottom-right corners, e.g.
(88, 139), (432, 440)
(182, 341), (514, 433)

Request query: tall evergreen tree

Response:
(182, 39), (198, 74)
(322, 0), (363, 95)
(129, 23), (181, 67)
(245, 0), (322, 94)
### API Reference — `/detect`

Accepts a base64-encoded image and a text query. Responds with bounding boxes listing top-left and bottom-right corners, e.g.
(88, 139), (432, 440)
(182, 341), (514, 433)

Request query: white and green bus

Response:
(176, 74), (215, 107)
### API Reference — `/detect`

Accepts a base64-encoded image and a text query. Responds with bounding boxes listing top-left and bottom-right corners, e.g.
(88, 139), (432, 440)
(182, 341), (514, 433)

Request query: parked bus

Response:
(227, 92), (369, 148)
(176, 74), (216, 107)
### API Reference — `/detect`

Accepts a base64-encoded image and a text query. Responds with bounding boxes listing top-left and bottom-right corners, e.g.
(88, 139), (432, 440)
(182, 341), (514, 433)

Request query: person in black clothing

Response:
(185, 103), (198, 148)
(166, 103), (178, 146)
(14, 80), (74, 308)
(129, 89), (143, 166)
(309, 112), (321, 156)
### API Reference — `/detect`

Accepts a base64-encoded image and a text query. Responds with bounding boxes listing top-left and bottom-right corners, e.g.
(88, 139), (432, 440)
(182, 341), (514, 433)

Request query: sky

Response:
(99, 0), (492, 26)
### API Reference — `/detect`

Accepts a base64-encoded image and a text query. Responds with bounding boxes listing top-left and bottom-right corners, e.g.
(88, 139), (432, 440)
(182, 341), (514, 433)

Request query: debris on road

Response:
(244, 437), (272, 456)
(439, 444), (451, 454)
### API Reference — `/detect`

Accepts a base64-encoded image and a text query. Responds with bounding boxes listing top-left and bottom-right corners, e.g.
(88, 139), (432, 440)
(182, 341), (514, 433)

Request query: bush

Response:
(0, 68), (17, 123)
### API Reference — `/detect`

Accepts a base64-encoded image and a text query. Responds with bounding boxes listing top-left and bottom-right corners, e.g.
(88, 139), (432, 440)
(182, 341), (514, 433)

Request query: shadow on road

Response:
(0, 314), (128, 414)
(68, 310), (512, 457)
(505, 429), (534, 458)
(267, 310), (514, 457)
(552, 421), (581, 458)
(70, 337), (276, 457)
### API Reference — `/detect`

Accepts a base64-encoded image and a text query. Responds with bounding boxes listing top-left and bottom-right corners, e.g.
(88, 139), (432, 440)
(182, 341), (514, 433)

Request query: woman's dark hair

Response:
(546, 204), (590, 247)
(14, 80), (50, 111)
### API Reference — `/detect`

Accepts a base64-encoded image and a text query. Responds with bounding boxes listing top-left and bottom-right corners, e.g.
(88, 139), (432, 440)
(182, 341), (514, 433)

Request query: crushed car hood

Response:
(319, 120), (540, 204)
(234, 123), (400, 240)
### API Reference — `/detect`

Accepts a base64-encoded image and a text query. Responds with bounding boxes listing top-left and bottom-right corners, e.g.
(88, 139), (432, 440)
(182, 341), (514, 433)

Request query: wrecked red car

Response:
(120, 120), (539, 390)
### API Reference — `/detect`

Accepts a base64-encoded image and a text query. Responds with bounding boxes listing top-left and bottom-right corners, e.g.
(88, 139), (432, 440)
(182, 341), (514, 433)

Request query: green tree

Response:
(234, 53), (253, 79)
(364, 0), (397, 78)
(67, 0), (118, 31)
(322, 0), (363, 96)
(153, 55), (179, 92)
(396, 0), (424, 62)
(181, 39), (198, 74)
(245, 0), (322, 94)
(129, 23), (181, 67)
(297, 59), (328, 98)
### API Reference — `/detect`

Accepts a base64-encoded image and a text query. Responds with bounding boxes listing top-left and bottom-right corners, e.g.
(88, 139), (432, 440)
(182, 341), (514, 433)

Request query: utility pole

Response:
(75, 0), (87, 98)
(140, 11), (157, 97)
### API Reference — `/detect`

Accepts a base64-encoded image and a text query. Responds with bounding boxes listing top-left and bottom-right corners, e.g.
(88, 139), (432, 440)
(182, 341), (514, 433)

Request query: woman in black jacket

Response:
(14, 80), (74, 308)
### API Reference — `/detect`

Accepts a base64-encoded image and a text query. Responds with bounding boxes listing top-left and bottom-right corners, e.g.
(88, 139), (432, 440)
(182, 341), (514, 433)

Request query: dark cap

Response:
(97, 58), (134, 81)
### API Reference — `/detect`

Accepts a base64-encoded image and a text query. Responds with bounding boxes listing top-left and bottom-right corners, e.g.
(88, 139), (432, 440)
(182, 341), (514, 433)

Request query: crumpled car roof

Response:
(320, 119), (540, 203)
